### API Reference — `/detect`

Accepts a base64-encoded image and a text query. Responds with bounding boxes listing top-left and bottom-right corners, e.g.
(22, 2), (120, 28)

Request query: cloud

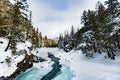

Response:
(27, 0), (107, 38)
(8, 0), (120, 39)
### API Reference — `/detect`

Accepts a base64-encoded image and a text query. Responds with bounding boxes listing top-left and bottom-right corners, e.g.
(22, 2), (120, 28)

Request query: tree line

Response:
(0, 0), (57, 55)
(58, 0), (120, 60)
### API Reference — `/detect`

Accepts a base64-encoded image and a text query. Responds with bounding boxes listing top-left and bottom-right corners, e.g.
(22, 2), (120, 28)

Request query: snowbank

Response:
(32, 48), (120, 80)
(0, 38), (27, 77)
(0, 37), (120, 80)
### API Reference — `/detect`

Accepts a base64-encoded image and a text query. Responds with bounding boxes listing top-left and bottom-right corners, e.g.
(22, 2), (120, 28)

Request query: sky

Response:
(10, 0), (114, 38)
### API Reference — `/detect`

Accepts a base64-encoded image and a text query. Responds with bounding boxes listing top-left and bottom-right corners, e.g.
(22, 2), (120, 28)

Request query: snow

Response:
(32, 48), (120, 80)
(0, 37), (25, 77)
(0, 37), (120, 80)
(31, 48), (54, 60)
(16, 41), (32, 55)
(33, 60), (54, 70)
(0, 37), (9, 51)
(0, 51), (25, 77)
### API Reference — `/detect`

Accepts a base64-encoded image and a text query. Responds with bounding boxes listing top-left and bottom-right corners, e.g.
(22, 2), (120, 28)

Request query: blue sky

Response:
(11, 0), (115, 38)
(40, 0), (84, 11)
(41, 0), (69, 10)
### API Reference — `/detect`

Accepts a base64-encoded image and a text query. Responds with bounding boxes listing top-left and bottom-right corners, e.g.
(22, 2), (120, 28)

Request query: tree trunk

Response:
(93, 43), (97, 52)
(110, 47), (115, 60)
(5, 36), (11, 52)
(106, 47), (111, 58)
(117, 39), (120, 49)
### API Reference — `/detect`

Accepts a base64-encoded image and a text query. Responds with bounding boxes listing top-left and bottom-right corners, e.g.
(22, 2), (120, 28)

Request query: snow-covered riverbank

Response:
(31, 48), (120, 80)
(0, 37), (120, 80)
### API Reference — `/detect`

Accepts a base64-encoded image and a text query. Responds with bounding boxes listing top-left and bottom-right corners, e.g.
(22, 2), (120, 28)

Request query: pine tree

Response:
(95, 2), (108, 53)
(76, 0), (120, 59)
(70, 26), (77, 48)
(5, 0), (29, 54)
(103, 0), (120, 59)
(58, 34), (64, 49)
(81, 30), (95, 58)
(81, 10), (88, 26)
(31, 28), (39, 48)
(63, 30), (73, 52)
(0, 0), (12, 37)
(105, 0), (119, 15)
(44, 36), (49, 47)
(39, 32), (42, 47)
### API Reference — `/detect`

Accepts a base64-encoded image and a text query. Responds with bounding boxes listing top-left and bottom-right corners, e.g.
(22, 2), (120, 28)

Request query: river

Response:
(15, 65), (73, 80)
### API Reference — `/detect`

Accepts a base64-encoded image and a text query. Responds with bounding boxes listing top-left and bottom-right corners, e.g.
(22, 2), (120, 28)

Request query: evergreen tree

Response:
(81, 30), (95, 58)
(63, 30), (74, 52)
(39, 32), (42, 47)
(78, 0), (120, 59)
(95, 2), (108, 53)
(5, 0), (29, 54)
(81, 10), (88, 26)
(103, 0), (120, 59)
(44, 36), (49, 47)
(70, 26), (77, 48)
(31, 28), (39, 48)
(105, 0), (119, 15)
(57, 0), (120, 59)
(58, 34), (64, 49)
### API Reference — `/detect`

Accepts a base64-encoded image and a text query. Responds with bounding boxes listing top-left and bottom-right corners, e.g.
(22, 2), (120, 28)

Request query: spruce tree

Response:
(5, 0), (29, 54)
(58, 34), (64, 49)
(103, 0), (120, 59)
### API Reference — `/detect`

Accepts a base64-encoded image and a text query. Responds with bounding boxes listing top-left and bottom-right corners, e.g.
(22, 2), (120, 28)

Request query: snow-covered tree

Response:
(58, 34), (64, 49)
